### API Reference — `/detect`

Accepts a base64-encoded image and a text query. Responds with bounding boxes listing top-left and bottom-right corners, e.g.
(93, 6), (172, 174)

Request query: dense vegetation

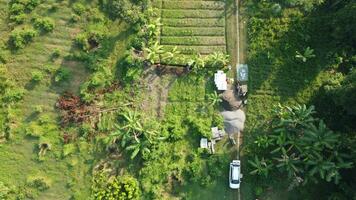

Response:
(0, 0), (355, 199)
(243, 0), (356, 199)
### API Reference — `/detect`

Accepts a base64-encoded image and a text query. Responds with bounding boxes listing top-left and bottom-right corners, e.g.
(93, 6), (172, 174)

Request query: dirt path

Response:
(142, 67), (177, 118)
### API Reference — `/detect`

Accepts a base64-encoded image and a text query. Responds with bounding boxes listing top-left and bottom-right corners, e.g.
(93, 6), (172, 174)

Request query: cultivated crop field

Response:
(158, 0), (227, 60)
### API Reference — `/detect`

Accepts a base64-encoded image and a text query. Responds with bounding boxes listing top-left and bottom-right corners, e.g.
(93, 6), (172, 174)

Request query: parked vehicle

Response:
(229, 160), (241, 189)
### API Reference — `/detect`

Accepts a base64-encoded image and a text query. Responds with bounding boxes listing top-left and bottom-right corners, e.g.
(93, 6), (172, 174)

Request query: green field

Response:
(158, 0), (227, 58)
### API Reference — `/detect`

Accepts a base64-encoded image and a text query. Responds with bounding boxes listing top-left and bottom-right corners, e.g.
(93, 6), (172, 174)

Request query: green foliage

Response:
(295, 47), (315, 62)
(105, 0), (146, 24)
(72, 3), (86, 15)
(33, 17), (55, 32)
(248, 104), (353, 185)
(63, 143), (77, 157)
(31, 70), (44, 82)
(75, 28), (106, 51)
(8, 0), (39, 23)
(92, 172), (140, 200)
(327, 69), (356, 115)
(9, 28), (37, 49)
(27, 176), (51, 191)
(0, 181), (10, 199)
(284, 0), (325, 11)
(54, 68), (71, 82)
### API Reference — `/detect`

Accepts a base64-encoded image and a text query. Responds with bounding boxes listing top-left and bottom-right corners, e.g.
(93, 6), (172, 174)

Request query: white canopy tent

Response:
(214, 70), (227, 91)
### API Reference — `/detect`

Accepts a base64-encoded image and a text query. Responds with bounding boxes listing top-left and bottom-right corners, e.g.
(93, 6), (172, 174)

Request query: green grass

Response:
(0, 0), (132, 198)
(162, 27), (225, 36)
(163, 45), (226, 55)
(162, 1), (225, 10)
(162, 9), (224, 18)
(162, 18), (225, 27)
(161, 36), (225, 46)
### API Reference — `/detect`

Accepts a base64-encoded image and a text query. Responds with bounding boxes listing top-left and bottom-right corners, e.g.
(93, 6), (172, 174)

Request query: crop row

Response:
(161, 27), (224, 36)
(162, 9), (223, 19)
(161, 36), (225, 46)
(161, 18), (225, 27)
(163, 45), (226, 55)
(162, 1), (225, 10)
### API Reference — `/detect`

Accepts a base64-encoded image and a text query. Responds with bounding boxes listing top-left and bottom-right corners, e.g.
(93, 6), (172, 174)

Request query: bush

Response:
(8, 0), (39, 23)
(9, 28), (37, 49)
(51, 48), (61, 59)
(54, 68), (71, 82)
(31, 70), (44, 82)
(70, 14), (80, 23)
(75, 30), (105, 51)
(92, 172), (140, 200)
(27, 176), (51, 191)
(0, 181), (10, 199)
(72, 3), (86, 15)
(33, 17), (55, 32)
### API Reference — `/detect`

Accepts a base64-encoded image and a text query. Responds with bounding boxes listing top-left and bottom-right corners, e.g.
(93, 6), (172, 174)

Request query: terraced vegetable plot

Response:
(159, 0), (226, 61)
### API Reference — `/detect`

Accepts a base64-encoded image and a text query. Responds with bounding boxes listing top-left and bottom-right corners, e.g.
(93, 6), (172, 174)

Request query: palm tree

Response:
(248, 155), (273, 177)
(206, 91), (222, 107)
(144, 41), (164, 64)
(295, 47), (315, 62)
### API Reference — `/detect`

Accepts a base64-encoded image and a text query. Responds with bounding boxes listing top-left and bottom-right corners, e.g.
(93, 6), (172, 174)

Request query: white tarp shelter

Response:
(214, 70), (227, 91)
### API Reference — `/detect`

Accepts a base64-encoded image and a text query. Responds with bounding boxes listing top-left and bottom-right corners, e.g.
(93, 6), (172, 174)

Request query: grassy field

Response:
(0, 0), (131, 198)
(158, 0), (227, 59)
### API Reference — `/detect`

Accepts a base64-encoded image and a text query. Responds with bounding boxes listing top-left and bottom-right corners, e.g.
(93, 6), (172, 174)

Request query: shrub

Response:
(63, 143), (77, 157)
(70, 14), (80, 23)
(54, 68), (71, 82)
(75, 30), (105, 51)
(9, 13), (26, 24)
(27, 176), (51, 191)
(9, 28), (37, 49)
(0, 181), (10, 199)
(92, 172), (140, 199)
(33, 17), (55, 32)
(34, 105), (43, 113)
(72, 3), (86, 15)
(31, 70), (44, 82)
(51, 48), (61, 59)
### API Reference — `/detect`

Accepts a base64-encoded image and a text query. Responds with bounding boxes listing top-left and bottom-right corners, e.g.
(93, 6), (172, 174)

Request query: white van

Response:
(229, 160), (241, 189)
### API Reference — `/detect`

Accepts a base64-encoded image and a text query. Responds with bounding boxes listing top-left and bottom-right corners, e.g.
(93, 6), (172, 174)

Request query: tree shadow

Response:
(247, 3), (339, 103)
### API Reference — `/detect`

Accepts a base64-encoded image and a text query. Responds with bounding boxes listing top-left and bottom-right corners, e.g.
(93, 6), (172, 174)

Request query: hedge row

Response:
(162, 9), (223, 19)
(162, 1), (225, 10)
(162, 18), (225, 27)
(163, 45), (226, 55)
(161, 36), (225, 46)
(162, 27), (224, 36)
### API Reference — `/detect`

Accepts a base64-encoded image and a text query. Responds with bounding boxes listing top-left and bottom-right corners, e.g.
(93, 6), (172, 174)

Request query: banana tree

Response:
(295, 47), (315, 62)
(144, 41), (164, 64)
(125, 139), (151, 159)
(303, 121), (338, 150)
(248, 155), (273, 177)
(206, 91), (222, 107)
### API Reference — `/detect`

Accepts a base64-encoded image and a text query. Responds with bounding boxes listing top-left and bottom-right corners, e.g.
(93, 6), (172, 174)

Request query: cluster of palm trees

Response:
(104, 110), (160, 159)
(248, 104), (353, 186)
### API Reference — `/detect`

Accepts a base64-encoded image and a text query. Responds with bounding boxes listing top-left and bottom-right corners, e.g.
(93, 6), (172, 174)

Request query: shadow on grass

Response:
(247, 4), (339, 103)
(49, 27), (133, 95)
